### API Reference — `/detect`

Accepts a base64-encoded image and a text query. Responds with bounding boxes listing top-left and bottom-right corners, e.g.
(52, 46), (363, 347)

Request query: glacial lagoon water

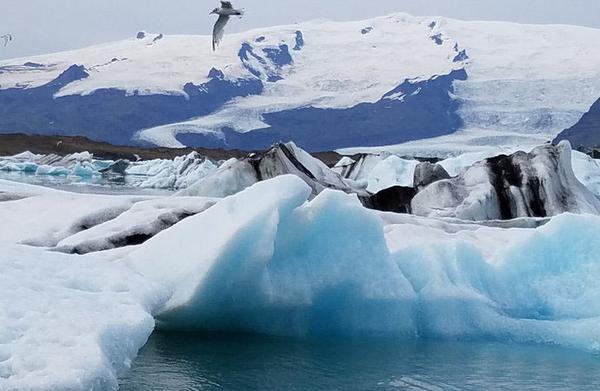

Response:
(119, 332), (600, 391)
(0, 171), (173, 195)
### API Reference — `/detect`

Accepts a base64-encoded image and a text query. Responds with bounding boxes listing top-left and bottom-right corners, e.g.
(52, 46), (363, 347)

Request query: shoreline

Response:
(0, 133), (346, 166)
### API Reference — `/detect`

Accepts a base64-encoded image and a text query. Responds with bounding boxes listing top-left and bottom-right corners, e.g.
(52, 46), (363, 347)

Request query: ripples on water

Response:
(119, 332), (600, 390)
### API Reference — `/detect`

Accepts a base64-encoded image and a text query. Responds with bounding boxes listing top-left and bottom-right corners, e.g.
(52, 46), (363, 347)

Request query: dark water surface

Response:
(119, 332), (600, 390)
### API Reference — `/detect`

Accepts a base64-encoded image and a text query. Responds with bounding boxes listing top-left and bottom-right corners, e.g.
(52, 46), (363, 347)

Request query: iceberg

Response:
(129, 176), (600, 349)
(334, 153), (418, 192)
(0, 180), (149, 247)
(55, 197), (217, 254)
(411, 142), (600, 220)
(572, 150), (600, 198)
(179, 142), (356, 198)
(0, 244), (161, 391)
(386, 212), (600, 350)
(128, 175), (416, 334)
(122, 152), (218, 189)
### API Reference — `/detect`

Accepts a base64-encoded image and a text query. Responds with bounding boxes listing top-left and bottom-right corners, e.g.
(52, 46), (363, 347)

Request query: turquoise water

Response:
(119, 332), (600, 390)
(0, 171), (172, 195)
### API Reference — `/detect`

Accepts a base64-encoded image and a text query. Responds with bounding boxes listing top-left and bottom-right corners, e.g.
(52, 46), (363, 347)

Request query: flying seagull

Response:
(1, 34), (12, 47)
(210, 1), (243, 51)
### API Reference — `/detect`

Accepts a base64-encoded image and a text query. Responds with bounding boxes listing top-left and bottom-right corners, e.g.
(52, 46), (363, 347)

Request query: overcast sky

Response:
(1, 0), (599, 60)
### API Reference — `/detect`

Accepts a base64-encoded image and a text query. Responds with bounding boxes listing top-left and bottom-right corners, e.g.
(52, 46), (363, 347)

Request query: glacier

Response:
(2, 10), (600, 391)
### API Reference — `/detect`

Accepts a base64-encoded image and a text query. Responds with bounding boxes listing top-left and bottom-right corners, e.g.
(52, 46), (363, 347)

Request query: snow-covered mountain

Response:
(1, 13), (600, 154)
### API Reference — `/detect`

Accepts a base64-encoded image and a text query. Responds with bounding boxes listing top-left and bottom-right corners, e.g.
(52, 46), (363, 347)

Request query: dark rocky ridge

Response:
(177, 69), (468, 151)
(554, 97), (600, 149)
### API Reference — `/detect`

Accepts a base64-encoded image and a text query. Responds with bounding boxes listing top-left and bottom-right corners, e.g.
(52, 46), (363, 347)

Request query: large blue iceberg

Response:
(125, 175), (600, 351)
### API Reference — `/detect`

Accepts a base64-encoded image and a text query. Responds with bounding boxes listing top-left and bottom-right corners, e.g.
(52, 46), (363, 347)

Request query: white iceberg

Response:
(0, 180), (150, 247)
(128, 175), (416, 334)
(0, 243), (162, 391)
(123, 152), (218, 189)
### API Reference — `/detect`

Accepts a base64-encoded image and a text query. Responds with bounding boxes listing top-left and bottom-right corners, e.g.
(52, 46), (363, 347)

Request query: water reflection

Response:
(119, 332), (600, 390)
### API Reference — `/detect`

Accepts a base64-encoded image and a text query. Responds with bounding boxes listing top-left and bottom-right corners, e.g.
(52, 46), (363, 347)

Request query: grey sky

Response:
(1, 0), (599, 60)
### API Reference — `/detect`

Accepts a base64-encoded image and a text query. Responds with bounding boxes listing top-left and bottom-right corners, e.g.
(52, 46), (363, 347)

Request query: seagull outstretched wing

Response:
(1, 34), (12, 47)
(213, 15), (230, 51)
(220, 1), (233, 9)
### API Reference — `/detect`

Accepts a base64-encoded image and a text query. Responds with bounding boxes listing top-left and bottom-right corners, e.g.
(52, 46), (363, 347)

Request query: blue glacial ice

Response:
(124, 175), (600, 350)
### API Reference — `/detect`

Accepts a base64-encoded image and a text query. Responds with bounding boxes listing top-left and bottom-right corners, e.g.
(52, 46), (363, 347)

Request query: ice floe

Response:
(0, 244), (162, 391)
